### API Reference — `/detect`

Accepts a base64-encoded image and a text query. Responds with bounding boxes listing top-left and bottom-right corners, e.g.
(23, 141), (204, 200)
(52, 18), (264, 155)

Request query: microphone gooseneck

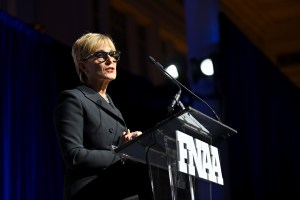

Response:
(148, 56), (184, 116)
(148, 56), (181, 90)
(148, 56), (221, 122)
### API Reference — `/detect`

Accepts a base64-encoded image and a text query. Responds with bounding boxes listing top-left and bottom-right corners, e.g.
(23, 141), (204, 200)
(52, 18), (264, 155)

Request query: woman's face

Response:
(80, 43), (119, 85)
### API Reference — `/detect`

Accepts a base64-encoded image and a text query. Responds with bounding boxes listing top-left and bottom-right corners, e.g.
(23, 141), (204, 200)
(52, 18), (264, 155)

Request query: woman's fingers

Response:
(122, 129), (142, 143)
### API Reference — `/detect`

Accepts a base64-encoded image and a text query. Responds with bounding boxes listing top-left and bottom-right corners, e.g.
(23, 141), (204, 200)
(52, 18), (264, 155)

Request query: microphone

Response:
(168, 89), (182, 115)
(148, 56), (185, 116)
(148, 56), (221, 122)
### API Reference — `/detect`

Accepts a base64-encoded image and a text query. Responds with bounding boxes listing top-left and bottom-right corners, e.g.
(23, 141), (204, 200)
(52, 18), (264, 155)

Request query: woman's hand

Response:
(118, 129), (142, 164)
(120, 129), (142, 145)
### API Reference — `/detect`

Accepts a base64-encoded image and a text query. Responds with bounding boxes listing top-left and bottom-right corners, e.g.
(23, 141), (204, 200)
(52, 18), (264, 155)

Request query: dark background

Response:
(1, 1), (300, 200)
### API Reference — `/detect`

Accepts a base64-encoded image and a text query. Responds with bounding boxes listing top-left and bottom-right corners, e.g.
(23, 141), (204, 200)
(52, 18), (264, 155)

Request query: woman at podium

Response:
(53, 32), (152, 200)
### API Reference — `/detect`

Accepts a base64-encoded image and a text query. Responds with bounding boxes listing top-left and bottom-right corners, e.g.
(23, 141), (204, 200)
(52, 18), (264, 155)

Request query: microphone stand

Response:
(148, 56), (185, 116)
(148, 56), (221, 122)
(167, 89), (184, 116)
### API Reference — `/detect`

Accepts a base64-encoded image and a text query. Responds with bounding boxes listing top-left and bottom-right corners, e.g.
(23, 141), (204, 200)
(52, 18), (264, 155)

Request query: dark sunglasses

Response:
(82, 50), (121, 62)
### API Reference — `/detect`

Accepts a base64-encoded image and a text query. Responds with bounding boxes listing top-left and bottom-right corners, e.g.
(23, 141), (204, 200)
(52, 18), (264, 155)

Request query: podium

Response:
(115, 106), (237, 200)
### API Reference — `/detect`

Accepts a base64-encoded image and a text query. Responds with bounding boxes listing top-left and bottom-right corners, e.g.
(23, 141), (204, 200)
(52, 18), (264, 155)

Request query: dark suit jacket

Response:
(53, 85), (127, 200)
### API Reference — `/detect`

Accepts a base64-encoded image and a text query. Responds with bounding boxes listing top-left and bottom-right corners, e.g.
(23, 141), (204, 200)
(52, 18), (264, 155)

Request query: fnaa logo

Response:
(176, 130), (223, 185)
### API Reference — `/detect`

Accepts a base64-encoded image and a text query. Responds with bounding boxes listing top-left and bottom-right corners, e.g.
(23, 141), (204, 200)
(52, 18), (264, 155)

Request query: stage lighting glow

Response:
(166, 64), (179, 79)
(200, 58), (214, 76)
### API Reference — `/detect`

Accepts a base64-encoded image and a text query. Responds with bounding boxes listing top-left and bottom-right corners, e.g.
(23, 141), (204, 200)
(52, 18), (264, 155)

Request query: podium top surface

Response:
(116, 106), (237, 154)
(177, 106), (237, 143)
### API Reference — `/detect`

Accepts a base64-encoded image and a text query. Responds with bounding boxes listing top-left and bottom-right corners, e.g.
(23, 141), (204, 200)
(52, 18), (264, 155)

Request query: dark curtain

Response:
(0, 11), (71, 200)
(218, 14), (300, 199)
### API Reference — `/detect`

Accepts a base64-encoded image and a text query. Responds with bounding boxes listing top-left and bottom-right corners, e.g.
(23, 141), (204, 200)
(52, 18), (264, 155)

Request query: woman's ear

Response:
(78, 62), (86, 72)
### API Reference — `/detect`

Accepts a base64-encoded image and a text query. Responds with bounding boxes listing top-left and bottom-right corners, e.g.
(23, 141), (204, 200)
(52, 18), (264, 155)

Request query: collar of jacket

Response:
(77, 85), (126, 127)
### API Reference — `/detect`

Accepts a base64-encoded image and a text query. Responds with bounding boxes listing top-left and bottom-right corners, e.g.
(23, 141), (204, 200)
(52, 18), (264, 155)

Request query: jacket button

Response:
(109, 128), (113, 133)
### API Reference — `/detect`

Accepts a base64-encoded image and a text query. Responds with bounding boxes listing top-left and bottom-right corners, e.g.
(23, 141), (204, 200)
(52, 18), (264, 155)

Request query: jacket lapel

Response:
(77, 85), (126, 126)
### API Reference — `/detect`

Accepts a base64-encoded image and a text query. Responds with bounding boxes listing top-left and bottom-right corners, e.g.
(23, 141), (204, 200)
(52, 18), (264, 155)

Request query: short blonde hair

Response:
(71, 33), (116, 83)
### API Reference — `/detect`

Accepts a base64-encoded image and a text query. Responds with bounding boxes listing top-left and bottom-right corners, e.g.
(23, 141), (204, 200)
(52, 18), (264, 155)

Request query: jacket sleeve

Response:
(53, 90), (120, 171)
